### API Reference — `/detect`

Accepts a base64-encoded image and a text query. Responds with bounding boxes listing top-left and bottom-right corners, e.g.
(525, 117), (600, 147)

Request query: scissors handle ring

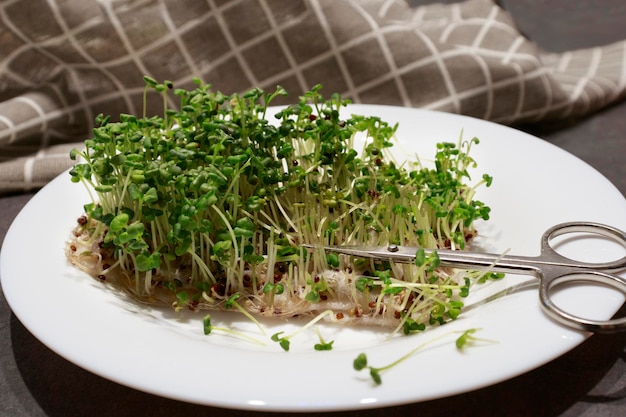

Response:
(541, 221), (626, 271)
(539, 270), (626, 333)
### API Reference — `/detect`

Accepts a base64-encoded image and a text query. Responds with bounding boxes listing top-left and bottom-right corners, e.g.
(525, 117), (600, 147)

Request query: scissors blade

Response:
(301, 243), (421, 263)
(302, 244), (522, 273)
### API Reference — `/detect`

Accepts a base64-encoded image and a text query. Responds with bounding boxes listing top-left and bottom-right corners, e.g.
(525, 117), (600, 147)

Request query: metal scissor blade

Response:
(301, 243), (421, 263)
(302, 244), (518, 271)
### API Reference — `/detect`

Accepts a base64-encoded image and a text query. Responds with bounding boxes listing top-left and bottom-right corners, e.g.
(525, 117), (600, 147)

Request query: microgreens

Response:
(455, 328), (497, 350)
(69, 79), (494, 341)
(313, 326), (334, 351)
(271, 310), (335, 351)
(354, 328), (490, 385)
(225, 293), (266, 335)
(202, 314), (266, 346)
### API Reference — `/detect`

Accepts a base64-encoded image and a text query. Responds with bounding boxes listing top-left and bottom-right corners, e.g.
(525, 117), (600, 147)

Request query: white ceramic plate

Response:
(2, 105), (626, 412)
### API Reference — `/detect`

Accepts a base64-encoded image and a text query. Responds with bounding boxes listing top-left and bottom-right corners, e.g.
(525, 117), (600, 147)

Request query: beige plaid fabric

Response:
(1, 0), (625, 195)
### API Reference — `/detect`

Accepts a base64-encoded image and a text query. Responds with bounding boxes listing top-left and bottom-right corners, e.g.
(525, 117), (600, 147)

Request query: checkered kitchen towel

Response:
(1, 0), (625, 195)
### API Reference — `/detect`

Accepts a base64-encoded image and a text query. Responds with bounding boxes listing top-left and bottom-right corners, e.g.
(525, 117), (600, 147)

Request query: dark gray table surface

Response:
(1, 1), (626, 416)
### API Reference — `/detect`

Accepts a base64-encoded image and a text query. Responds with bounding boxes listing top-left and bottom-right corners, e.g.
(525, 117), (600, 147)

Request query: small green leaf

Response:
(176, 291), (188, 304)
(305, 290), (320, 303)
(143, 187), (158, 204)
(126, 221), (145, 238)
(109, 213), (129, 232)
(314, 340), (334, 351)
(225, 293), (240, 309)
(236, 216), (255, 231)
(355, 277), (374, 292)
(353, 353), (368, 370)
(233, 227), (254, 238)
(326, 253), (339, 268)
(143, 75), (158, 87)
(414, 248), (426, 266)
(370, 368), (382, 385)
(212, 240), (232, 259)
(203, 314), (212, 335)
(94, 184), (113, 193)
(271, 332), (291, 351)
(456, 329), (477, 350)
(128, 183), (142, 201)
(135, 251), (160, 271)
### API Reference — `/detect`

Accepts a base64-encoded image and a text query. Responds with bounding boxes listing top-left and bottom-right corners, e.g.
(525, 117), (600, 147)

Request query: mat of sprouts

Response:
(2, 99), (626, 412)
(67, 84), (496, 334)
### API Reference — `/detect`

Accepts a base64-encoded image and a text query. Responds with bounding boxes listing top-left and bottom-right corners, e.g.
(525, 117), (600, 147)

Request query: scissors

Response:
(305, 221), (626, 334)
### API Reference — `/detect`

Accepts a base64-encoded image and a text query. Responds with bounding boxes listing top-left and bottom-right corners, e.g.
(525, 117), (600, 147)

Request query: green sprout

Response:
(271, 310), (335, 351)
(455, 328), (496, 350)
(225, 293), (267, 336)
(202, 314), (266, 346)
(313, 326), (334, 351)
(354, 328), (491, 385)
